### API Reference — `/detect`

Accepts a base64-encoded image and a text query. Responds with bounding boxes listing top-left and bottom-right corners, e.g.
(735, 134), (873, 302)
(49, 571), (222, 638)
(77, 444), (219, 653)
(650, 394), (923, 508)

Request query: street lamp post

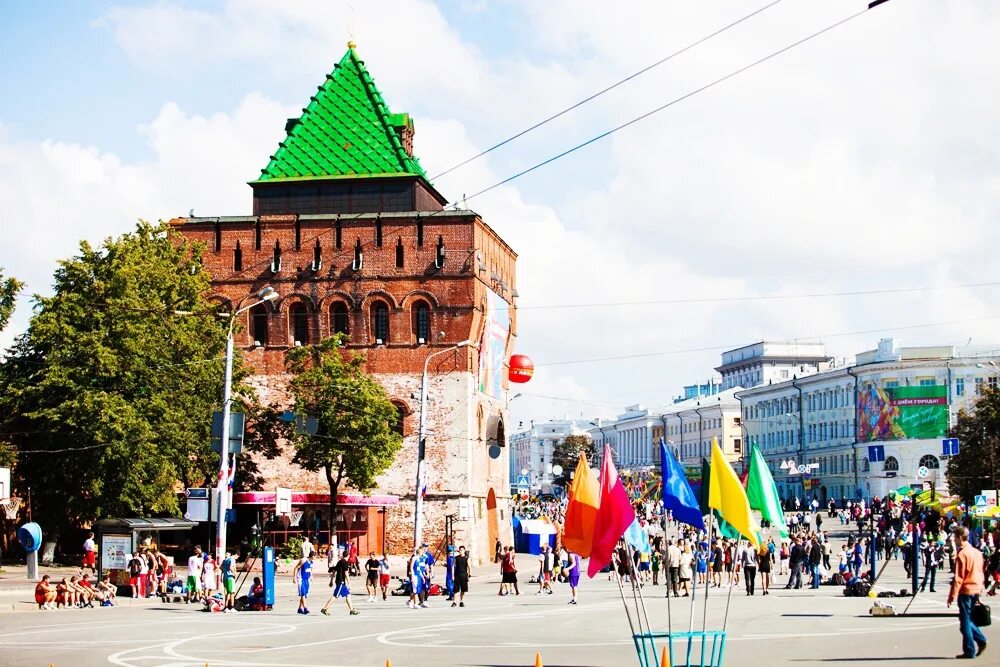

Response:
(413, 340), (473, 551)
(215, 286), (278, 565)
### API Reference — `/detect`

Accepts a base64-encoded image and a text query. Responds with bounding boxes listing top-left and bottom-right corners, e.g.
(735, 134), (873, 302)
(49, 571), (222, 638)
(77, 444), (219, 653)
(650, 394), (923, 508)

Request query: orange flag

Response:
(562, 452), (599, 557)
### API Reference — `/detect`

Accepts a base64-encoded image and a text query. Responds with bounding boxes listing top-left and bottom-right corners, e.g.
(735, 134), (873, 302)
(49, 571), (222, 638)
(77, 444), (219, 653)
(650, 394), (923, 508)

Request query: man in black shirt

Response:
(785, 537), (805, 589)
(364, 552), (380, 602)
(321, 550), (360, 616)
(452, 545), (471, 607)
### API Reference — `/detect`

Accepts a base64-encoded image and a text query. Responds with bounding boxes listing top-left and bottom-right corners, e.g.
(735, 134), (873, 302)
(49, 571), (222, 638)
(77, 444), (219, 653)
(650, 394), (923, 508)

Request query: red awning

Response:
(232, 491), (398, 507)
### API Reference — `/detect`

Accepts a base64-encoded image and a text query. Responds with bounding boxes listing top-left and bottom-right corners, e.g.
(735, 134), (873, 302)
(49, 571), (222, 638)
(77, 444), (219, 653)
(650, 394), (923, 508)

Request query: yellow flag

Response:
(708, 438), (760, 546)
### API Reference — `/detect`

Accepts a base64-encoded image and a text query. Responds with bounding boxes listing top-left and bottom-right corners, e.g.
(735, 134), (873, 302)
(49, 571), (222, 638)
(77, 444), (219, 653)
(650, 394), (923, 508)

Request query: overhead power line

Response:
(538, 312), (1000, 367)
(464, 3), (881, 202)
(430, 0), (784, 181)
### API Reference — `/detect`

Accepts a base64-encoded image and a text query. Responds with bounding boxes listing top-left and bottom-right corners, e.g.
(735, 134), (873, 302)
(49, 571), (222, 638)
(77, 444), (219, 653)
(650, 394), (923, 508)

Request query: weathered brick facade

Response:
(168, 46), (517, 563)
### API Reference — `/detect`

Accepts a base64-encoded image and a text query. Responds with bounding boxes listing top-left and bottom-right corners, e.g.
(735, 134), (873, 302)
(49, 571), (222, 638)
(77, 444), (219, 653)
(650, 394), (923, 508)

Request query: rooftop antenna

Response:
(347, 3), (357, 49)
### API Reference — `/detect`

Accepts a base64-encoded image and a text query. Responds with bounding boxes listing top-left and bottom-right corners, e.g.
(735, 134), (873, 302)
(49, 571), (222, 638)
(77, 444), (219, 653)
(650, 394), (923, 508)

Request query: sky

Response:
(2, 0), (1000, 432)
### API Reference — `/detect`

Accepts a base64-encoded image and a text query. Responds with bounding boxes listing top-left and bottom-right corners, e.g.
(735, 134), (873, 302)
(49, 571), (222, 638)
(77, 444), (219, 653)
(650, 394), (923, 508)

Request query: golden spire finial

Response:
(347, 40), (356, 49)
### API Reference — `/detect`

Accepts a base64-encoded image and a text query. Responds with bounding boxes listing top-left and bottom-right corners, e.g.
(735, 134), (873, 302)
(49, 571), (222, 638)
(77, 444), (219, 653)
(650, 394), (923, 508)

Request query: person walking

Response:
(666, 539), (682, 597)
(919, 538), (939, 593)
(537, 544), (555, 594)
(711, 540), (724, 588)
(778, 540), (790, 576)
(947, 526), (987, 659)
(566, 551), (581, 604)
(679, 543), (694, 597)
(364, 552), (380, 602)
(220, 551), (237, 612)
(321, 550), (360, 616)
(185, 546), (203, 603)
(292, 553), (313, 615)
(452, 545), (470, 607)
(378, 554), (391, 601)
(740, 541), (758, 596)
(758, 541), (772, 596)
(82, 532), (97, 575)
(503, 546), (520, 596)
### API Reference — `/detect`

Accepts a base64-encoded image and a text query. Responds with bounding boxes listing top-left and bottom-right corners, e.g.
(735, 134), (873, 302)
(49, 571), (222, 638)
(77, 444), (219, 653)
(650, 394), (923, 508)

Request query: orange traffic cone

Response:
(660, 646), (670, 667)
(386, 661), (392, 667)
(534, 652), (543, 667)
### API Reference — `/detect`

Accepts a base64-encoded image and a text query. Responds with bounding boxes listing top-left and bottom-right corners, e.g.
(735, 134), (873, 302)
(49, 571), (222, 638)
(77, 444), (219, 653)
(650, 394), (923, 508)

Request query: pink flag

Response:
(587, 444), (637, 578)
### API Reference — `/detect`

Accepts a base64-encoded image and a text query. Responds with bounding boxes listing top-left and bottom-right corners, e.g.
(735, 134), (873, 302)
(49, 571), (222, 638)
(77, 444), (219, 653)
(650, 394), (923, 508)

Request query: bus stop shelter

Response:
(94, 517), (199, 582)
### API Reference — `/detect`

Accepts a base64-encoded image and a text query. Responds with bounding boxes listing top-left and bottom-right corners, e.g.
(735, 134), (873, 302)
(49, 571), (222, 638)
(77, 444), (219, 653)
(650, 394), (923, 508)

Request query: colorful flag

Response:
(588, 445), (636, 577)
(744, 443), (788, 538)
(562, 452), (599, 557)
(227, 454), (237, 490)
(624, 517), (652, 554)
(708, 438), (760, 546)
(659, 439), (704, 530)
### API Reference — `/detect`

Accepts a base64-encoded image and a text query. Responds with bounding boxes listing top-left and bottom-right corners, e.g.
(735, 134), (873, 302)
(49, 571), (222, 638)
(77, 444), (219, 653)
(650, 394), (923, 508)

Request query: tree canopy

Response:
(286, 335), (403, 536)
(0, 221), (260, 535)
(551, 434), (596, 487)
(0, 268), (23, 334)
(947, 386), (1000, 501)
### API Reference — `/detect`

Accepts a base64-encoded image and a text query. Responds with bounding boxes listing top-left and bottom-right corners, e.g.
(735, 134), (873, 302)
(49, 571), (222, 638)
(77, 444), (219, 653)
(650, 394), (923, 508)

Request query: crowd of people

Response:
(34, 573), (116, 609)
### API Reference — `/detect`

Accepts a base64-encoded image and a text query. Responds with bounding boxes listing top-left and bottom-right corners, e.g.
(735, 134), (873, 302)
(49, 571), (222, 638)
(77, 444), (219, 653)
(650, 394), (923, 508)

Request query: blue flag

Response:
(660, 439), (705, 530)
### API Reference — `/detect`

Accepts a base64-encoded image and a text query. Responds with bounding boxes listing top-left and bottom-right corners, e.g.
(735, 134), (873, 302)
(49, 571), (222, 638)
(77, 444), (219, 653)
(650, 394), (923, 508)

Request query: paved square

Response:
(0, 552), (977, 667)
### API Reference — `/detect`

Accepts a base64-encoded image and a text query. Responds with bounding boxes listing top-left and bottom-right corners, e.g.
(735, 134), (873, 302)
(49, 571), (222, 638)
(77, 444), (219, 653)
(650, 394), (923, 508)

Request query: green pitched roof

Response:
(256, 45), (427, 182)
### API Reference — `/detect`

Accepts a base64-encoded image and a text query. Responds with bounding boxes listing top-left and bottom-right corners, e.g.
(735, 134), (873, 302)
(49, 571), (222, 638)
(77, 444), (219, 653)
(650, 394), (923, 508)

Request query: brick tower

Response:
(171, 43), (516, 564)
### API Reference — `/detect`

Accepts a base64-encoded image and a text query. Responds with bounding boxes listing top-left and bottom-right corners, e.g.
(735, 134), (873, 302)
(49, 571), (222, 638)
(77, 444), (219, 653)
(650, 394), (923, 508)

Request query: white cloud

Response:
(5, 0), (1000, 429)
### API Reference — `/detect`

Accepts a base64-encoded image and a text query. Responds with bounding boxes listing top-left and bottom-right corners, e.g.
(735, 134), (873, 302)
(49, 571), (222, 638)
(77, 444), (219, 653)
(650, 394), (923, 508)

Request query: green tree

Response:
(0, 268), (23, 334)
(551, 434), (596, 486)
(286, 335), (403, 543)
(0, 221), (247, 536)
(946, 386), (1000, 502)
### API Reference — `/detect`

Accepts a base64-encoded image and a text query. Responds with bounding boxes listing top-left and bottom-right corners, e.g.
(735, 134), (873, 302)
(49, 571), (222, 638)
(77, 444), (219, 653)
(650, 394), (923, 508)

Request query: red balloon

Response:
(509, 354), (534, 383)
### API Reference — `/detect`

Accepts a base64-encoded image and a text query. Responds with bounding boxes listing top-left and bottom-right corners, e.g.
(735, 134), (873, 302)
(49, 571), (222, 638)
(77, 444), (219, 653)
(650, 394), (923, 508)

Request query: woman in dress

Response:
(757, 541), (772, 596)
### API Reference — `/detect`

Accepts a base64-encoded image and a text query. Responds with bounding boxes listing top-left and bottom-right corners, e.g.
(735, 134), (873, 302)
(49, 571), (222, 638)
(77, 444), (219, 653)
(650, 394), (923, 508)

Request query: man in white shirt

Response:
(186, 546), (203, 603)
(666, 540), (682, 598)
(82, 532), (97, 574)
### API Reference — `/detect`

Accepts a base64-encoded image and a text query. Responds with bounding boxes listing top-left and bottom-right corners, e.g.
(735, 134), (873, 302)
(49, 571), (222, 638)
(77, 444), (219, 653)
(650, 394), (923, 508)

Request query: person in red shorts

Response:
(82, 532), (96, 574)
(35, 575), (56, 609)
(55, 577), (75, 608)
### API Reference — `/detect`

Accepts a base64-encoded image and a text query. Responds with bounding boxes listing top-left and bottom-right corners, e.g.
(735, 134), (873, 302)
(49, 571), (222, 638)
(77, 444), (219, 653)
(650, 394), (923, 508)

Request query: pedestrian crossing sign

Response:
(975, 495), (987, 507)
(516, 474), (530, 487)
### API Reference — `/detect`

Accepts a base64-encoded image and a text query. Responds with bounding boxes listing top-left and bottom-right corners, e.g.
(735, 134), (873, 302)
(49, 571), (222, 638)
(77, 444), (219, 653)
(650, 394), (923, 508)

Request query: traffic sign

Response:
(867, 445), (885, 463)
(516, 474), (530, 487)
(941, 438), (960, 457)
(917, 466), (930, 479)
(975, 494), (988, 507)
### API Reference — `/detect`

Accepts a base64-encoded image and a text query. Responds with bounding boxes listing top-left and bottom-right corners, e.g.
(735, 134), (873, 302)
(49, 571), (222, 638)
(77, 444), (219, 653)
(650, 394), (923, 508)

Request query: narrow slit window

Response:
(312, 238), (322, 271)
(214, 220), (222, 252)
(395, 237), (404, 268)
(375, 217), (383, 247)
(335, 219), (343, 249)
(294, 218), (302, 250)
(255, 218), (262, 250)
(233, 240), (243, 271)
(272, 240), (282, 272)
(416, 217), (424, 247)
(371, 302), (389, 343)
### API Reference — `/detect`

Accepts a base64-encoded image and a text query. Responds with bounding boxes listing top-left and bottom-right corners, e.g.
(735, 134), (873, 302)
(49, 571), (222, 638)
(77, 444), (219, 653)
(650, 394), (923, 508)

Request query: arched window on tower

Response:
(371, 301), (389, 344)
(330, 302), (350, 337)
(250, 304), (269, 347)
(290, 303), (309, 346)
(884, 456), (899, 472)
(413, 301), (430, 344)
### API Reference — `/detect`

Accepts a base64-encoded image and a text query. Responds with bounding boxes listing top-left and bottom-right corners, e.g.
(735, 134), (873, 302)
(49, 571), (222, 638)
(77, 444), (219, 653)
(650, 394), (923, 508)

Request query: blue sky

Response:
(2, 1), (1000, 427)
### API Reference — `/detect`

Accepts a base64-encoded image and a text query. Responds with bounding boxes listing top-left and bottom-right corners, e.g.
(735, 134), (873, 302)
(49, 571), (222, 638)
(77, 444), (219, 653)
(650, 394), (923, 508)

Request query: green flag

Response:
(745, 443), (789, 538)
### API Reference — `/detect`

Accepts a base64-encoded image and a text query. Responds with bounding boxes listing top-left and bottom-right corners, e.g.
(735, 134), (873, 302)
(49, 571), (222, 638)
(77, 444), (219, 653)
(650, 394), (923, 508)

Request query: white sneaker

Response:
(420, 602), (429, 608)
(368, 596), (375, 603)
(406, 601), (414, 609)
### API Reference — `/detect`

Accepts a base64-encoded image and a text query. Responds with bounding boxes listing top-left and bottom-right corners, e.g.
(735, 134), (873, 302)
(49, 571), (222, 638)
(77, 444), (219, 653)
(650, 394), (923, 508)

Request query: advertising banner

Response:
(858, 384), (948, 441)
(101, 534), (132, 570)
(477, 289), (511, 399)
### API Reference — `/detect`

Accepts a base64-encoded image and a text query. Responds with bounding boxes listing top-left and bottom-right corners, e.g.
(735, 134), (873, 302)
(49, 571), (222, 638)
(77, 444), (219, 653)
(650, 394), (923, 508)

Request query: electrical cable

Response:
(429, 0), (784, 181)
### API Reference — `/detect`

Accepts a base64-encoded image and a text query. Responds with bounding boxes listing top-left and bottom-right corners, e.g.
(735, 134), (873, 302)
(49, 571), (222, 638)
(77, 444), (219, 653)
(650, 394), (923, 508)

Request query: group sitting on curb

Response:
(34, 573), (116, 609)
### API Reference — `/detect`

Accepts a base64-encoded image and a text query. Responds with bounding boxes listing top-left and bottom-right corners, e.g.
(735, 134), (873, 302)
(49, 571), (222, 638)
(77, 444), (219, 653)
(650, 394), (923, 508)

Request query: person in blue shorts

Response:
(445, 545), (456, 602)
(292, 553), (313, 615)
(321, 550), (359, 616)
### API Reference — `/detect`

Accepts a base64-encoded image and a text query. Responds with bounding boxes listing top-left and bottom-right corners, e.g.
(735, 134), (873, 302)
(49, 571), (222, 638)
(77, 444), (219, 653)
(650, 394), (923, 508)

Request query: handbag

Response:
(972, 598), (991, 627)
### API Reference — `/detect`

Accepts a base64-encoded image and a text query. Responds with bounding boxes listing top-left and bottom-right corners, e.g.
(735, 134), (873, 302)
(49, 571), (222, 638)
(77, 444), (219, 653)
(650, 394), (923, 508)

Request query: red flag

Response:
(587, 445), (636, 578)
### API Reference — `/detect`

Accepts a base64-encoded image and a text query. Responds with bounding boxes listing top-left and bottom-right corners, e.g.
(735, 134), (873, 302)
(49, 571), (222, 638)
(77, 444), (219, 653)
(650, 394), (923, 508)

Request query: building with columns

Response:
(738, 338), (1000, 504)
(509, 419), (592, 493)
(171, 44), (516, 563)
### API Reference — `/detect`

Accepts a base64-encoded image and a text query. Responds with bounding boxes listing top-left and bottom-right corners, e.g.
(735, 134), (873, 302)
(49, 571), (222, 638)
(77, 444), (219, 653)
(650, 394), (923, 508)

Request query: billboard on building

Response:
(477, 289), (510, 399)
(858, 384), (948, 441)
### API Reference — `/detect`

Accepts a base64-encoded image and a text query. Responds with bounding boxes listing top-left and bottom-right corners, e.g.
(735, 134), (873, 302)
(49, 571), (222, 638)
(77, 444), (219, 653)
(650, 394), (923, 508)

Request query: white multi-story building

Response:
(738, 338), (1000, 504)
(661, 388), (744, 467)
(509, 419), (592, 493)
(717, 341), (831, 390)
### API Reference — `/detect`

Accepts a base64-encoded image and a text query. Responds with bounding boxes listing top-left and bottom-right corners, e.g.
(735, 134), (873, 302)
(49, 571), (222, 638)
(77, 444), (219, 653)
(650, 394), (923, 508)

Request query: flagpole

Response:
(625, 543), (654, 662)
(701, 512), (714, 635)
(722, 539), (739, 631)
